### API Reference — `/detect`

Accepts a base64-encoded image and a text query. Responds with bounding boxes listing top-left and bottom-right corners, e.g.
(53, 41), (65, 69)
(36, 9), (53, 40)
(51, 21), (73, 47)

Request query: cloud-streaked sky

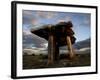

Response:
(22, 10), (91, 44)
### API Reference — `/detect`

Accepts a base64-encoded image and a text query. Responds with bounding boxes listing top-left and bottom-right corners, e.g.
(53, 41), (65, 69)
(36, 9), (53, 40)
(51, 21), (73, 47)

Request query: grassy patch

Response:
(23, 53), (91, 69)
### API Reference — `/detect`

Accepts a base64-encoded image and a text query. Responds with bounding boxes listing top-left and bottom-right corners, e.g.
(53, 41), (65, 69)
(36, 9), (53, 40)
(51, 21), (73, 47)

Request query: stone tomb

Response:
(31, 21), (76, 65)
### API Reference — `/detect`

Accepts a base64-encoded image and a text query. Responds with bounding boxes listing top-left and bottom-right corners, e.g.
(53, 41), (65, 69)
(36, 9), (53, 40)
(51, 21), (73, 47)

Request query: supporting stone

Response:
(55, 44), (59, 62)
(66, 36), (74, 59)
(47, 32), (56, 65)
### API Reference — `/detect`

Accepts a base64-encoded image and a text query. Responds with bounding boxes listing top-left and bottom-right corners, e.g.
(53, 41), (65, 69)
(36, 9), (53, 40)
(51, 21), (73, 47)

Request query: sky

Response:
(22, 10), (91, 48)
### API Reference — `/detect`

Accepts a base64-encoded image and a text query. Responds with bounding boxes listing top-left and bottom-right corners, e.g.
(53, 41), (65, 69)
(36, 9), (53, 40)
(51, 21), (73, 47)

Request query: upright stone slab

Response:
(55, 44), (59, 61)
(47, 26), (56, 65)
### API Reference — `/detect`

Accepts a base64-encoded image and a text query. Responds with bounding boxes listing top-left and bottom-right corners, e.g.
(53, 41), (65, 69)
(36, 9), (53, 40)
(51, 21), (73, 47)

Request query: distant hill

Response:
(73, 38), (90, 49)
(60, 38), (90, 50)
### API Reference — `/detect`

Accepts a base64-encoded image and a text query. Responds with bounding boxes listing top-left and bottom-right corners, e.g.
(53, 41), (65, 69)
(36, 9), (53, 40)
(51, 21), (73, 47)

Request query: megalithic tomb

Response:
(31, 21), (76, 65)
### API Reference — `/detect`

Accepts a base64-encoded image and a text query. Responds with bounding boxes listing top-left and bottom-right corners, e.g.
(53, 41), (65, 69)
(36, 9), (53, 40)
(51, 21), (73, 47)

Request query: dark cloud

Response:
(23, 31), (47, 49)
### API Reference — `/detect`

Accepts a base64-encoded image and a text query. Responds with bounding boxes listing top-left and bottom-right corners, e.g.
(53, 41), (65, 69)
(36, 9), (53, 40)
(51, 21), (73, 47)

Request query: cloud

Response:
(42, 43), (48, 48)
(83, 19), (90, 25)
(31, 18), (39, 25)
(23, 30), (31, 35)
(79, 14), (90, 27)
(23, 17), (39, 26)
(64, 16), (72, 21)
(79, 18), (90, 27)
(57, 16), (72, 23)
(23, 10), (34, 17)
(23, 30), (47, 49)
(23, 10), (38, 25)
(23, 10), (59, 25)
(36, 11), (57, 19)
(57, 19), (66, 23)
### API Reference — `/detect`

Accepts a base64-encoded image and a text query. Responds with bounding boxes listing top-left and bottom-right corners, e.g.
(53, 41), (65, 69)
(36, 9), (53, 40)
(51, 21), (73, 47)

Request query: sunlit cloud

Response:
(57, 16), (72, 23)
(36, 11), (57, 19)
(23, 30), (31, 35)
(42, 43), (48, 48)
(31, 18), (39, 25)
(64, 16), (72, 22)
